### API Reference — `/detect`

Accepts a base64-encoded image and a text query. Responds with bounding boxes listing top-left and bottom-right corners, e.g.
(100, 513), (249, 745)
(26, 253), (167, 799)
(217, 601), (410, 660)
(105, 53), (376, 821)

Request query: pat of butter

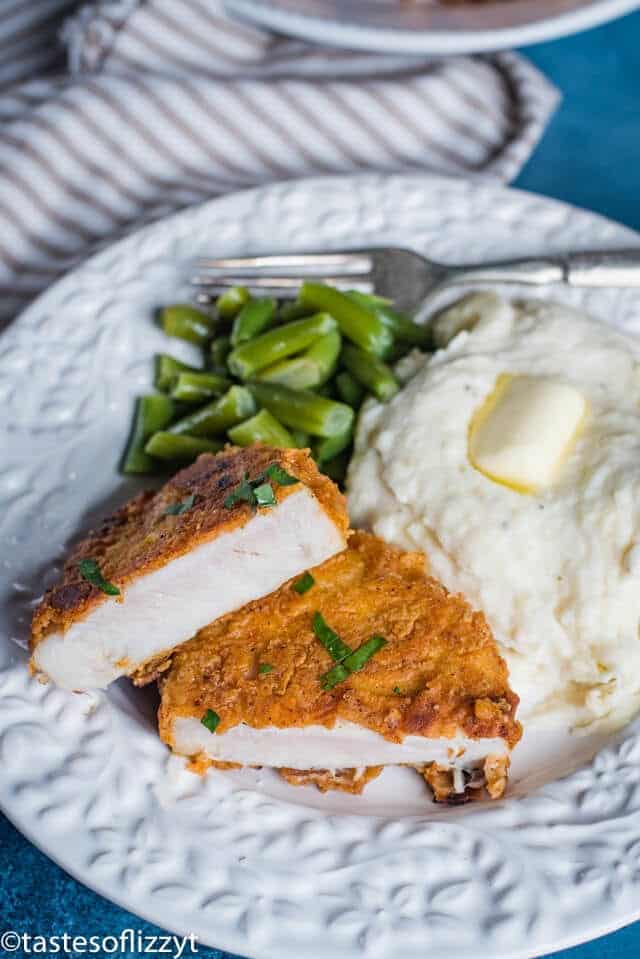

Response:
(468, 374), (587, 492)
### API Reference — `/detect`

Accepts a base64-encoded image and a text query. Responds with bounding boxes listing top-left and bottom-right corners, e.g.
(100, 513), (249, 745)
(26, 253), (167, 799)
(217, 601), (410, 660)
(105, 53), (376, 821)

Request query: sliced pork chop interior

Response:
(30, 447), (349, 691)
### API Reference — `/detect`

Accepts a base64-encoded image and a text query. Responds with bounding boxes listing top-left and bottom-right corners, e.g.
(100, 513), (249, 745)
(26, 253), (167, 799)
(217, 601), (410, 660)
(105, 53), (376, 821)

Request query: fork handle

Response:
(445, 249), (640, 289)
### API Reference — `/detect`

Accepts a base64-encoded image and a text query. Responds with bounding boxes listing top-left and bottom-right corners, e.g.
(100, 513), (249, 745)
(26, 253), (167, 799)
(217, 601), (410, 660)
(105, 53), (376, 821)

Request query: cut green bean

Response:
(341, 343), (399, 402)
(314, 424), (353, 465)
(209, 335), (232, 371)
(228, 313), (337, 380)
(169, 371), (232, 403)
(154, 354), (200, 392)
(320, 451), (350, 486)
(216, 286), (250, 321)
(160, 304), (215, 345)
(145, 432), (223, 461)
(122, 394), (175, 474)
(248, 382), (354, 438)
(255, 330), (341, 390)
(277, 300), (313, 323)
(230, 297), (277, 347)
(290, 429), (310, 449)
(335, 371), (365, 408)
(168, 385), (256, 437)
(227, 408), (294, 448)
(299, 282), (393, 357)
(348, 291), (431, 348)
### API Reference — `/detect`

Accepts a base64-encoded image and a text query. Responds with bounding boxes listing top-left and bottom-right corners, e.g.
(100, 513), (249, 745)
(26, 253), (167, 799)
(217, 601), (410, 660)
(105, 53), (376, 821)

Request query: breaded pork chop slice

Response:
(159, 532), (521, 802)
(31, 447), (348, 691)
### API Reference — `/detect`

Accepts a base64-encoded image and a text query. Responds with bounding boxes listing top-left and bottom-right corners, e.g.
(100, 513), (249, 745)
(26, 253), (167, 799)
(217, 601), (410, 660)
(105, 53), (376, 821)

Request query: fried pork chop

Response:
(158, 532), (521, 801)
(31, 447), (348, 691)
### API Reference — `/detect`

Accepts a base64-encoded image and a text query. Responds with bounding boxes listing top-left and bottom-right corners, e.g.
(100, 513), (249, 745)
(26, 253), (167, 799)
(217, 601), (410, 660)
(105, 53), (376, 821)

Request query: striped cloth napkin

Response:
(0, 0), (559, 327)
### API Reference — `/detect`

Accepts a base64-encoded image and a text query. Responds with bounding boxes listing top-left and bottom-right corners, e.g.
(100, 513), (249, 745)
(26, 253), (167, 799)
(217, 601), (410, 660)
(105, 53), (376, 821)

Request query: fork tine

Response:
(195, 252), (373, 278)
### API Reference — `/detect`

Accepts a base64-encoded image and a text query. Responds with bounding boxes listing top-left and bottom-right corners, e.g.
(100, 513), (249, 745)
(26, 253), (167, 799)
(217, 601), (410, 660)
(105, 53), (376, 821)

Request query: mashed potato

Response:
(348, 293), (640, 729)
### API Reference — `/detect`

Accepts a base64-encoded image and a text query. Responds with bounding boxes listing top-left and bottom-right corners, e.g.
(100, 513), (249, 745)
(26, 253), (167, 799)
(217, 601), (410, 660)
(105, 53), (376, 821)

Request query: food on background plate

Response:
(348, 292), (640, 730)
(122, 284), (430, 485)
(156, 532), (521, 801)
(31, 447), (348, 691)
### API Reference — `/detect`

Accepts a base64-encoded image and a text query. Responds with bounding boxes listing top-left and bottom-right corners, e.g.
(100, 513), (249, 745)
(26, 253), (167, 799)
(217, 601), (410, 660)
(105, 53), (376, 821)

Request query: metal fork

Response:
(192, 247), (640, 313)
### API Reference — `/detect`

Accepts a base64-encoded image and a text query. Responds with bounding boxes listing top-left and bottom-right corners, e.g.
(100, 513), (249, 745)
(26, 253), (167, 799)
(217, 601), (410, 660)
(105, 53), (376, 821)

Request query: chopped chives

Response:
(312, 611), (352, 663)
(223, 474), (256, 509)
(320, 634), (388, 691)
(293, 571), (315, 595)
(201, 709), (220, 733)
(393, 686), (403, 696)
(164, 494), (196, 516)
(78, 559), (120, 596)
(264, 463), (299, 486)
(258, 663), (274, 675)
(253, 482), (276, 508)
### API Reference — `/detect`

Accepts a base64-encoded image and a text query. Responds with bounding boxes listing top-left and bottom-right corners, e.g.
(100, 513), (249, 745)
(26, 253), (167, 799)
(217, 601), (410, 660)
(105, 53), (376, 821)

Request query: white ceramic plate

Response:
(2, 174), (640, 959)
(226, 0), (640, 55)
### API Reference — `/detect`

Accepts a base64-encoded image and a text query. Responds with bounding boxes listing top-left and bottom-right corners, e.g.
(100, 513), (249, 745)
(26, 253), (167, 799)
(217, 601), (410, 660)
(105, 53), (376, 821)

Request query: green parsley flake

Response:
(258, 663), (274, 675)
(293, 571), (315, 595)
(164, 494), (196, 515)
(201, 709), (220, 733)
(78, 559), (120, 596)
(253, 482), (276, 508)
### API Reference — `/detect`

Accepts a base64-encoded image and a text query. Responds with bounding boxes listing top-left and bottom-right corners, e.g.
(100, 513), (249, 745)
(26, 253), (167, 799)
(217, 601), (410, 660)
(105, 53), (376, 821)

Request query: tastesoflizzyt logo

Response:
(0, 929), (198, 956)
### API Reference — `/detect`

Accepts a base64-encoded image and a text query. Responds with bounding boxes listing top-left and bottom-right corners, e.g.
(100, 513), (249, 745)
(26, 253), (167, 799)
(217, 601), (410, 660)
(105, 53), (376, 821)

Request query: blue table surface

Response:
(2, 10), (640, 958)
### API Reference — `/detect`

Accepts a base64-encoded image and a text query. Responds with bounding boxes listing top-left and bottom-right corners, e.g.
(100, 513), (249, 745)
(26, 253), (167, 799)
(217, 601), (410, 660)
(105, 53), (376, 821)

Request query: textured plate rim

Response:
(2, 172), (640, 959)
(225, 0), (640, 54)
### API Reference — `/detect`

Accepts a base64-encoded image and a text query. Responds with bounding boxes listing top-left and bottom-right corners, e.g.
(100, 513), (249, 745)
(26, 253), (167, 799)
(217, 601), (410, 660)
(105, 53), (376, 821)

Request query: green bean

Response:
(169, 371), (232, 403)
(145, 432), (223, 461)
(122, 394), (175, 474)
(216, 286), (250, 321)
(228, 408), (294, 448)
(299, 282), (393, 358)
(348, 291), (431, 348)
(160, 304), (216, 345)
(277, 300), (313, 323)
(168, 385), (256, 437)
(154, 354), (200, 392)
(248, 382), (354, 438)
(230, 297), (277, 347)
(209, 335), (232, 370)
(320, 450), (350, 486)
(290, 429), (311, 449)
(386, 340), (413, 364)
(255, 330), (341, 390)
(228, 313), (337, 380)
(341, 343), (399, 402)
(314, 424), (353, 465)
(335, 371), (365, 408)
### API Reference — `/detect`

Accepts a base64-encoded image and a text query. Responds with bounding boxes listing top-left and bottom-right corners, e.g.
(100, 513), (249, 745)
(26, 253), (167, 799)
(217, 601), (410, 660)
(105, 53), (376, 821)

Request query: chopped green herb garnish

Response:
(78, 559), (120, 596)
(224, 474), (257, 509)
(164, 493), (196, 515)
(264, 463), (299, 486)
(253, 482), (276, 508)
(201, 709), (220, 733)
(293, 571), (315, 595)
(258, 663), (274, 675)
(393, 686), (403, 696)
(320, 634), (388, 691)
(312, 611), (353, 663)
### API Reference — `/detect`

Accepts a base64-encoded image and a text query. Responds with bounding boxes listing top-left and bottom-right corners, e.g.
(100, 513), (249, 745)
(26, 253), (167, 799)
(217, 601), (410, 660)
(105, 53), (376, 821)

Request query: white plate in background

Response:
(2, 174), (640, 958)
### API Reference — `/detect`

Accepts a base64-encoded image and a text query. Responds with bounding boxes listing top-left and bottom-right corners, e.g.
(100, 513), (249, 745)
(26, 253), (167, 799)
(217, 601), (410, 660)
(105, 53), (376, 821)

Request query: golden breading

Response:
(158, 532), (521, 749)
(31, 446), (348, 651)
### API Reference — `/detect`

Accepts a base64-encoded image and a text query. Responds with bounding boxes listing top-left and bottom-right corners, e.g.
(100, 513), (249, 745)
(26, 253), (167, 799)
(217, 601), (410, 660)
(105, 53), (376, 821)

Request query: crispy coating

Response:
(158, 532), (521, 749)
(31, 446), (348, 651)
(278, 766), (383, 794)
